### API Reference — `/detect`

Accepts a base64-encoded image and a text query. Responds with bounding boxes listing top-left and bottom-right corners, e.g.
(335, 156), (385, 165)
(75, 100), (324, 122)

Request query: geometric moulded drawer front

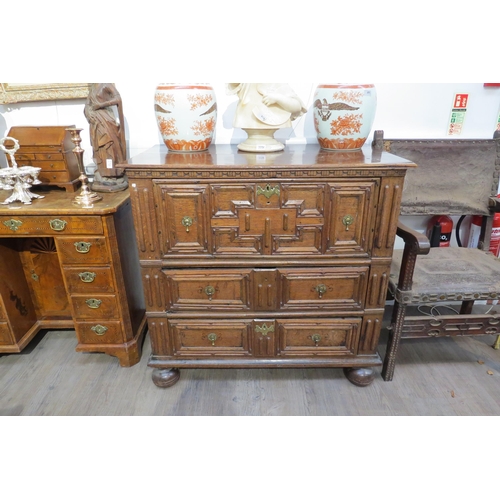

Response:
(277, 318), (362, 356)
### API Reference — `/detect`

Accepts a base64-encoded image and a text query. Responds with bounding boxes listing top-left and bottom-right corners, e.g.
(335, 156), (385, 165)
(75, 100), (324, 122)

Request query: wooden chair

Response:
(371, 131), (500, 381)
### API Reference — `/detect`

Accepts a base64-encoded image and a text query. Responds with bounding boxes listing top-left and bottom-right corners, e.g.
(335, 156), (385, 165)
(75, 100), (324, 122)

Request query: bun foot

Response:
(152, 368), (180, 388)
(343, 367), (375, 387)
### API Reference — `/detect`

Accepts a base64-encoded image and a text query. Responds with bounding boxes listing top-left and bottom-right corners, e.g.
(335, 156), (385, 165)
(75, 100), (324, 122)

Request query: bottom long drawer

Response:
(149, 318), (362, 358)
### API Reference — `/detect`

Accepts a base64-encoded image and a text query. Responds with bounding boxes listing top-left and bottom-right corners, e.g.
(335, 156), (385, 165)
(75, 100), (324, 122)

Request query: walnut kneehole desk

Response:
(0, 189), (146, 367)
(120, 144), (415, 387)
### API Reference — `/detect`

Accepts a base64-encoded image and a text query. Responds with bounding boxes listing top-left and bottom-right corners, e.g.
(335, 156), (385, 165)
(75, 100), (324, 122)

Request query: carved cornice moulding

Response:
(0, 83), (91, 104)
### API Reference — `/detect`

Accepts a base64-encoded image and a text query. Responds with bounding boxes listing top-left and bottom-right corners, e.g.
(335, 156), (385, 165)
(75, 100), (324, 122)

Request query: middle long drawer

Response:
(162, 267), (369, 312)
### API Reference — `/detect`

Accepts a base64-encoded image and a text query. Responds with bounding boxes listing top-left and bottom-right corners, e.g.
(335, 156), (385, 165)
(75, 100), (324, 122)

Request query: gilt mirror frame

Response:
(0, 83), (91, 104)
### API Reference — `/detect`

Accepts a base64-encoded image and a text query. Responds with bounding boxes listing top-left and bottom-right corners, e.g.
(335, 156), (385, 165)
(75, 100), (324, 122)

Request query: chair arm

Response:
(396, 221), (431, 256)
(394, 221), (431, 292)
(488, 196), (500, 213)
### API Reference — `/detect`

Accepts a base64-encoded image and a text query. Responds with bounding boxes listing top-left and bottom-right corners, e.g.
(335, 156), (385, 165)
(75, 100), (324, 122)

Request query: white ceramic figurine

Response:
(227, 83), (306, 152)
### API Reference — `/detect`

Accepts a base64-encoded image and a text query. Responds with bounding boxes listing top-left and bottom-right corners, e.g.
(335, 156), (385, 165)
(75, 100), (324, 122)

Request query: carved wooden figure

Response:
(84, 83), (128, 192)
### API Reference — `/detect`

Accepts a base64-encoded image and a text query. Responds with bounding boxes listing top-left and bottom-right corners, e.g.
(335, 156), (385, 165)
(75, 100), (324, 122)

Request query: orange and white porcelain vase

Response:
(313, 83), (377, 151)
(154, 83), (217, 152)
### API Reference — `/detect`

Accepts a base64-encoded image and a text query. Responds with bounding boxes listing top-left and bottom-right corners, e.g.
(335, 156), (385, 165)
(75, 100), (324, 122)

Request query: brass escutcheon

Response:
(3, 219), (23, 231)
(314, 284), (328, 298)
(204, 285), (216, 300)
(31, 269), (39, 281)
(79, 272), (96, 283)
(255, 323), (275, 337)
(181, 216), (193, 232)
(49, 219), (68, 232)
(312, 334), (322, 346)
(342, 215), (354, 231)
(85, 298), (102, 309)
(257, 184), (280, 200)
(74, 242), (92, 254)
(91, 325), (108, 336)
(207, 333), (217, 346)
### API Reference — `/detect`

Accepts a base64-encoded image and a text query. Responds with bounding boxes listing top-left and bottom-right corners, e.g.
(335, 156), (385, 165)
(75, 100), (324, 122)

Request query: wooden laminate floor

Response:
(1, 328), (499, 416)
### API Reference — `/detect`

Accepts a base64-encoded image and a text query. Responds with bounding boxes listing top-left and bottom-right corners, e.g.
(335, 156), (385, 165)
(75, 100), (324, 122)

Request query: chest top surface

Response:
(121, 144), (416, 175)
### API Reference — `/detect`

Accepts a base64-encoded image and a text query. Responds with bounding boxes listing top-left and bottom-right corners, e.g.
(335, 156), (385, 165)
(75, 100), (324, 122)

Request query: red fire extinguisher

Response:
(427, 215), (453, 247)
(467, 194), (500, 256)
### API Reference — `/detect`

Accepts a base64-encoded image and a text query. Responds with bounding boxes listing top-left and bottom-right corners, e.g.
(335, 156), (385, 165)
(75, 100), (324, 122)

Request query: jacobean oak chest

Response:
(120, 144), (415, 387)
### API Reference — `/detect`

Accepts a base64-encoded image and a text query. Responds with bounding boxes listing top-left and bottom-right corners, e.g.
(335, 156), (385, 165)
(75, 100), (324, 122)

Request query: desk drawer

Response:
(63, 266), (115, 294)
(71, 295), (120, 320)
(38, 170), (73, 183)
(56, 237), (110, 265)
(75, 320), (125, 344)
(0, 216), (103, 235)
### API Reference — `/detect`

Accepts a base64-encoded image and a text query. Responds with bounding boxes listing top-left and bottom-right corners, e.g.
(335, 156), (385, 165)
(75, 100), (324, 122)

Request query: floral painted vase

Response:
(154, 83), (217, 152)
(313, 84), (377, 151)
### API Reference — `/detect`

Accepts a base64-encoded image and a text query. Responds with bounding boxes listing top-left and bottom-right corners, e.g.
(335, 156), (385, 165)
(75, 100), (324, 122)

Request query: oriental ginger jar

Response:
(313, 84), (377, 151)
(154, 83), (217, 152)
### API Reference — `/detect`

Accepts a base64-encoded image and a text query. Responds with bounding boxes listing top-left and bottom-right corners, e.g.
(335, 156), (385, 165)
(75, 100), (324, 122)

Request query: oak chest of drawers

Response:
(120, 144), (415, 387)
(0, 189), (146, 366)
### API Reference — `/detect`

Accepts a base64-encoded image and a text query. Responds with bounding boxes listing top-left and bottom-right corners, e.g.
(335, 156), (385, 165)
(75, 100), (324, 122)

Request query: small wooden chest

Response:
(6, 126), (81, 192)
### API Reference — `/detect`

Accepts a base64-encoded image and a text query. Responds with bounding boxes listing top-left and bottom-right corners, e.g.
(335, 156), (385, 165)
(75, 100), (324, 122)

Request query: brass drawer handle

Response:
(49, 219), (68, 231)
(74, 242), (92, 254)
(312, 334), (322, 346)
(314, 284), (328, 299)
(207, 333), (217, 346)
(204, 285), (216, 300)
(91, 325), (108, 336)
(79, 272), (96, 283)
(257, 184), (280, 199)
(181, 216), (193, 232)
(342, 215), (354, 231)
(255, 323), (274, 337)
(3, 219), (23, 231)
(85, 298), (102, 309)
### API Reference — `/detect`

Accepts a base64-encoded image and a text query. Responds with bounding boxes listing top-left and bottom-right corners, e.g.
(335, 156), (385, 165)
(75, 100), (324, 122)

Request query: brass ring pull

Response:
(3, 219), (23, 231)
(181, 216), (193, 233)
(74, 242), (92, 254)
(49, 219), (68, 232)
(314, 284), (328, 299)
(312, 334), (322, 346)
(207, 333), (217, 346)
(91, 325), (108, 336)
(204, 286), (216, 301)
(342, 215), (354, 231)
(79, 272), (96, 283)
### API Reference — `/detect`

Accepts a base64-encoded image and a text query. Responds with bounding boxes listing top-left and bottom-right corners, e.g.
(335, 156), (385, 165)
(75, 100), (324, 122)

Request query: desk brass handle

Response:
(91, 325), (108, 336)
(207, 333), (217, 346)
(86, 299), (102, 309)
(49, 219), (68, 231)
(79, 272), (96, 283)
(74, 242), (92, 254)
(3, 219), (23, 231)
(312, 334), (322, 346)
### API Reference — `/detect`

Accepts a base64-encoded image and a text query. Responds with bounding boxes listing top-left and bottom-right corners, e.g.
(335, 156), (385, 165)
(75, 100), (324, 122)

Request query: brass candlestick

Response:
(66, 127), (102, 208)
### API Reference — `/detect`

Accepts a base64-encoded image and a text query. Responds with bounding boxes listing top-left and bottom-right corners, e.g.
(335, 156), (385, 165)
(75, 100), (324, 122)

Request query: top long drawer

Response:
(0, 215), (103, 235)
